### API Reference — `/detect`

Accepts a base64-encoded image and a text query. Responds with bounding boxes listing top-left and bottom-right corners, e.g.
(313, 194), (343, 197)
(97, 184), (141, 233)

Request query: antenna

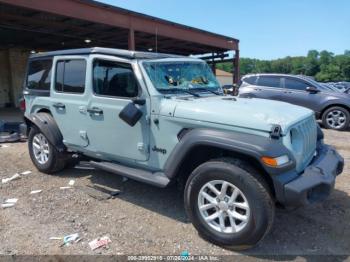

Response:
(153, 27), (159, 88)
(155, 26), (158, 53)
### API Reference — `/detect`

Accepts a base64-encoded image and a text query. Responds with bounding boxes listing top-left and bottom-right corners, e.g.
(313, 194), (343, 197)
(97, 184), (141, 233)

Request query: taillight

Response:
(20, 99), (26, 111)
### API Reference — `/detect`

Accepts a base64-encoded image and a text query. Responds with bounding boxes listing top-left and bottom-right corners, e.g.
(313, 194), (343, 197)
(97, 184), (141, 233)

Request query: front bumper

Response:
(281, 144), (343, 207)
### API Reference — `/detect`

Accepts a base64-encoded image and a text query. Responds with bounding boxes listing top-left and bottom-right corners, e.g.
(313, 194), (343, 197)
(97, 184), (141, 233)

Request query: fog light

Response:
(261, 155), (289, 167)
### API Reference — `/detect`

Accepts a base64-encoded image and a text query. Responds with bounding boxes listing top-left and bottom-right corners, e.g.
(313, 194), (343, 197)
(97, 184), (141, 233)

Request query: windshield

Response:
(320, 83), (341, 92)
(302, 77), (336, 92)
(301, 77), (324, 89)
(143, 61), (221, 93)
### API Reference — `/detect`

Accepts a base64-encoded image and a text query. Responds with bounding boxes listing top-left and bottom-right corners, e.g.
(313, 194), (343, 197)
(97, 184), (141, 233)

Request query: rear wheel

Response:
(184, 158), (274, 250)
(322, 106), (349, 131)
(28, 126), (67, 173)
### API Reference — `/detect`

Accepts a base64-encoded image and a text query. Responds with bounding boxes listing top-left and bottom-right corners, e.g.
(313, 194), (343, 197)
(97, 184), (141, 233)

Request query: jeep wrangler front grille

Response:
(294, 116), (318, 173)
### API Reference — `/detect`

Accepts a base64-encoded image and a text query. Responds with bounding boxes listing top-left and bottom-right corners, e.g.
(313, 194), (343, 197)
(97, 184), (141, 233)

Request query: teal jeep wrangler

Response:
(23, 47), (343, 249)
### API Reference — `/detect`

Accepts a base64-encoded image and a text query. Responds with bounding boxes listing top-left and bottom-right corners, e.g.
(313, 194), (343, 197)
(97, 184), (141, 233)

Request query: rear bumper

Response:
(280, 144), (343, 207)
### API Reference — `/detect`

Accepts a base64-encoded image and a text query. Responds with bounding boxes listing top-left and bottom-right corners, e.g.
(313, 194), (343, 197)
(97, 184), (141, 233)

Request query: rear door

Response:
(50, 56), (90, 148)
(255, 75), (283, 100)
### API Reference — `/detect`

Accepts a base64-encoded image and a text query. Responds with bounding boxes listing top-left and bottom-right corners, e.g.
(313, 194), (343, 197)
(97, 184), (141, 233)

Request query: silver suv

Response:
(239, 73), (350, 130)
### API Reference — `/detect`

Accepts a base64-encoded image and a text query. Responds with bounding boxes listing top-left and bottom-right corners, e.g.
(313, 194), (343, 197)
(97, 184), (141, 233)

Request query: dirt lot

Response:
(0, 129), (349, 258)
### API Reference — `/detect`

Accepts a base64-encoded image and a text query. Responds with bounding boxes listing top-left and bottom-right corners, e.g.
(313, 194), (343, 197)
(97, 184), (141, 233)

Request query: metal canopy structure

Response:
(0, 0), (240, 82)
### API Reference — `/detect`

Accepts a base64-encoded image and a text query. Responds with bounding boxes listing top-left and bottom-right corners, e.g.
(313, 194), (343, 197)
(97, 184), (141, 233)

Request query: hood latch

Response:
(270, 125), (282, 139)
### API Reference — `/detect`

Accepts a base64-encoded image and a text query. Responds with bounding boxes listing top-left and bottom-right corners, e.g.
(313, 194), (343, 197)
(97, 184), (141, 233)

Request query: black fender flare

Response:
(25, 113), (66, 152)
(163, 128), (295, 179)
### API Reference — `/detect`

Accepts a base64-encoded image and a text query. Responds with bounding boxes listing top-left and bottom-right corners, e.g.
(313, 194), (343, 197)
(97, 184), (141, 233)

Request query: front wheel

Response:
(184, 158), (274, 250)
(322, 106), (350, 131)
(28, 126), (67, 173)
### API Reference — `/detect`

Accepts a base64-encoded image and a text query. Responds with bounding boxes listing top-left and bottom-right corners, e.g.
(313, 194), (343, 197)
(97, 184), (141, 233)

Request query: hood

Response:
(161, 96), (314, 135)
(321, 90), (350, 99)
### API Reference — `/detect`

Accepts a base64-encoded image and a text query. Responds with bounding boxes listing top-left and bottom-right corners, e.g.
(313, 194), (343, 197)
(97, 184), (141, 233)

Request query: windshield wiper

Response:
(190, 87), (221, 95)
(160, 88), (200, 97)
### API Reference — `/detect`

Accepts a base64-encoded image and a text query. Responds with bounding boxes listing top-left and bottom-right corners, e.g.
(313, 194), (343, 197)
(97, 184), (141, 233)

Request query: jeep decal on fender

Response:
(152, 146), (167, 154)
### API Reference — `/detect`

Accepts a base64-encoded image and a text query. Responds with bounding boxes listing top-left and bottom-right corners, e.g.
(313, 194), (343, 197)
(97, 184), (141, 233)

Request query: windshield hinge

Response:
(270, 125), (282, 139)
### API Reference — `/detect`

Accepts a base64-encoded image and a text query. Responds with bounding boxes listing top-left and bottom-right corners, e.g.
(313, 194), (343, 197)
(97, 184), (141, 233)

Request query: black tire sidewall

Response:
(28, 126), (56, 173)
(185, 161), (273, 248)
(322, 106), (350, 131)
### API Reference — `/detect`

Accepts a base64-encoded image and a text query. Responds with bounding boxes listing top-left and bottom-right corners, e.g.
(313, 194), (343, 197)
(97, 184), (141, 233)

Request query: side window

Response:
(55, 59), (86, 94)
(93, 60), (138, 98)
(244, 76), (257, 85)
(285, 78), (309, 91)
(27, 59), (52, 90)
(257, 76), (281, 88)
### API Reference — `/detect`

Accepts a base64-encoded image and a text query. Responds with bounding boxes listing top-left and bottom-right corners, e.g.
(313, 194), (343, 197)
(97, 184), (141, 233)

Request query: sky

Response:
(99, 0), (350, 60)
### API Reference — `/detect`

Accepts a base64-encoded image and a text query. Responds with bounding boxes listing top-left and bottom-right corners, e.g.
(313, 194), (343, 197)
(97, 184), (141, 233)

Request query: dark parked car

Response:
(239, 74), (350, 130)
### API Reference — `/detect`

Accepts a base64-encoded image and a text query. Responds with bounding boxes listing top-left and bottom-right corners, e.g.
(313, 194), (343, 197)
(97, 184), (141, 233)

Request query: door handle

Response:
(53, 102), (66, 109)
(254, 88), (262, 91)
(87, 107), (103, 115)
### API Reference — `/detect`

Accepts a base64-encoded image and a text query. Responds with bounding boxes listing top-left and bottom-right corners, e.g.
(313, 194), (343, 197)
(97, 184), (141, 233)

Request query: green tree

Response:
(216, 50), (350, 82)
(319, 50), (334, 65)
(315, 64), (342, 82)
(335, 55), (350, 81)
(304, 50), (320, 76)
(291, 57), (306, 74)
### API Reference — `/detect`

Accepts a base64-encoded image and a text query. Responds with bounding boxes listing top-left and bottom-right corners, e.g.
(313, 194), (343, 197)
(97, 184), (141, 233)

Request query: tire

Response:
(184, 158), (274, 250)
(322, 106), (350, 131)
(28, 126), (67, 174)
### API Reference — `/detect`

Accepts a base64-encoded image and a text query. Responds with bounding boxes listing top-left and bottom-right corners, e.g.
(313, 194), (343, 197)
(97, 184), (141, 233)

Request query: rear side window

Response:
(257, 76), (281, 88)
(55, 59), (86, 94)
(93, 60), (138, 98)
(243, 76), (257, 85)
(285, 78), (309, 91)
(27, 59), (52, 90)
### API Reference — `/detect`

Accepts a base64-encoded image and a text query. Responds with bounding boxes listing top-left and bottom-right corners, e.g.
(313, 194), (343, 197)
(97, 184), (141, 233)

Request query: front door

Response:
(281, 77), (320, 111)
(84, 56), (150, 162)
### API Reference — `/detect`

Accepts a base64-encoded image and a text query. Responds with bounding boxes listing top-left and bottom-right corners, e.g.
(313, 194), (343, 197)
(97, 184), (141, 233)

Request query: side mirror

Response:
(306, 86), (319, 93)
(119, 99), (145, 126)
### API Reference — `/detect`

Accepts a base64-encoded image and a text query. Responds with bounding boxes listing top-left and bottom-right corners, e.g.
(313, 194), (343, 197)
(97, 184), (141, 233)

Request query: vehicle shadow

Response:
(59, 165), (188, 222)
(59, 166), (350, 257)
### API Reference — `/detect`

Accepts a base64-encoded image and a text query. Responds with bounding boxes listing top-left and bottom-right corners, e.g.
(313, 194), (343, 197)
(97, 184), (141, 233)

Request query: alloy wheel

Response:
(326, 110), (347, 129)
(198, 180), (250, 234)
(32, 133), (50, 165)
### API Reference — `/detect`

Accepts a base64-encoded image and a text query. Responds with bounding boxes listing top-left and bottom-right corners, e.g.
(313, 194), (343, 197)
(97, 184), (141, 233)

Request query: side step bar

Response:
(90, 161), (170, 188)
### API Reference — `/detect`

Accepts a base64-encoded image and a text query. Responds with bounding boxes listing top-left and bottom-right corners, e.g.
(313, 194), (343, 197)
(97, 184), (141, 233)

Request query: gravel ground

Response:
(0, 129), (349, 258)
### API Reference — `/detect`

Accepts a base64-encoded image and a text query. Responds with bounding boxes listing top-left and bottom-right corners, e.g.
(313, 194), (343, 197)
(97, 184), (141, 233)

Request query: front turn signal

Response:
(261, 155), (289, 167)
